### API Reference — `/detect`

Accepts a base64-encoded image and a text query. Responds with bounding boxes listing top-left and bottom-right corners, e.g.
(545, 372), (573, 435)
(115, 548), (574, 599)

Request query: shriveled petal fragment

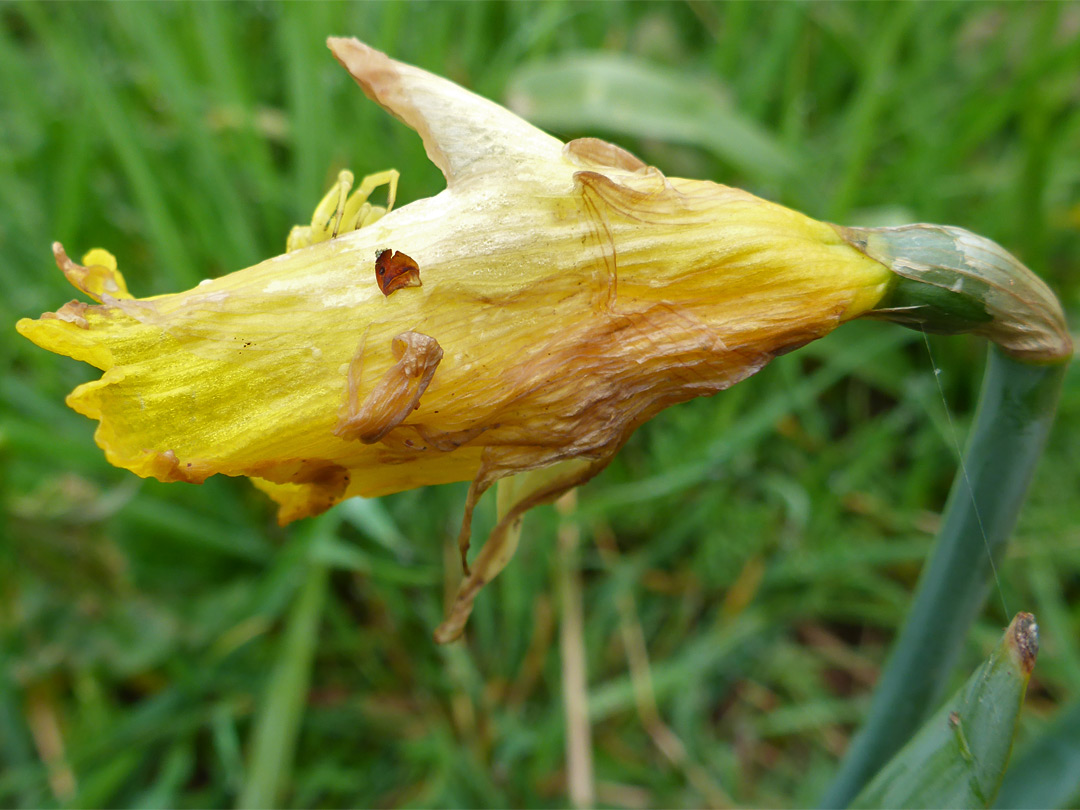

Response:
(335, 330), (443, 444)
(54, 243), (132, 303)
(436, 458), (601, 643)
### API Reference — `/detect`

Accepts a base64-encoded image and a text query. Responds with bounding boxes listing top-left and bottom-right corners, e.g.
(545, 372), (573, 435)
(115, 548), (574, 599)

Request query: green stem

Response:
(820, 345), (1066, 808)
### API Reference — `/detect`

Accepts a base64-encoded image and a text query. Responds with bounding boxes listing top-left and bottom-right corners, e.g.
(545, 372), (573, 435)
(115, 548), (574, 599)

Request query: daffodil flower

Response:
(17, 38), (1069, 641)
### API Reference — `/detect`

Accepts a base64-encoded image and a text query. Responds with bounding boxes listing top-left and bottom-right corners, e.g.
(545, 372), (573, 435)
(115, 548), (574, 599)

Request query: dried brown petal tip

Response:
(52, 242), (132, 302)
(40, 300), (91, 329)
(1007, 612), (1039, 675)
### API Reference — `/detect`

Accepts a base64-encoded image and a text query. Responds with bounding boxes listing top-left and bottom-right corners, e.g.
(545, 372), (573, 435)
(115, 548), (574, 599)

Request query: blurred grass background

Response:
(2, 2), (1079, 807)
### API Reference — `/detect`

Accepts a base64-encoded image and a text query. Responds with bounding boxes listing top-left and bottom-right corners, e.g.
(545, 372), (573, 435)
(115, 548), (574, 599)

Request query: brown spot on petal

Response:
(146, 449), (207, 483)
(42, 300), (90, 329)
(249, 461), (352, 525)
(375, 249), (421, 296)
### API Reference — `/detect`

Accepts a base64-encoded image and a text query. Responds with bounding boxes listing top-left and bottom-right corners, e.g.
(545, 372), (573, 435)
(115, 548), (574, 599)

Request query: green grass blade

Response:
(821, 346), (1067, 807)
(993, 699), (1080, 809)
(237, 514), (338, 810)
(0, 660), (35, 807)
(827, 3), (915, 221)
(504, 53), (796, 185)
(851, 613), (1038, 809)
(20, 4), (200, 287)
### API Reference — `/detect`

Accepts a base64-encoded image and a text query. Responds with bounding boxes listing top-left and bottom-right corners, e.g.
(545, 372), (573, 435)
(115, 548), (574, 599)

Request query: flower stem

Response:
(820, 345), (1067, 808)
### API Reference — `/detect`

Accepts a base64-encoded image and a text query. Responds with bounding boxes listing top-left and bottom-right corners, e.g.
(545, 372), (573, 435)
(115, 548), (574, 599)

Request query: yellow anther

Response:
(286, 168), (400, 252)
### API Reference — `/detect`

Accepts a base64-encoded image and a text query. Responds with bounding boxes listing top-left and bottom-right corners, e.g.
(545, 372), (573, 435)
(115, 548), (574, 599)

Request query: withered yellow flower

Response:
(19, 38), (899, 639)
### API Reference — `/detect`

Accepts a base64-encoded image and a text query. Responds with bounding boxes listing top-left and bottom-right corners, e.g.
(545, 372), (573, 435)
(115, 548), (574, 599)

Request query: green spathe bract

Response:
(843, 223), (1072, 364)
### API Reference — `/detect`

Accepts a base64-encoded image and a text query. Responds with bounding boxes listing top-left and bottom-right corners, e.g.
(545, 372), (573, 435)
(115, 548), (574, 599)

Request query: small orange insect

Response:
(375, 249), (422, 296)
